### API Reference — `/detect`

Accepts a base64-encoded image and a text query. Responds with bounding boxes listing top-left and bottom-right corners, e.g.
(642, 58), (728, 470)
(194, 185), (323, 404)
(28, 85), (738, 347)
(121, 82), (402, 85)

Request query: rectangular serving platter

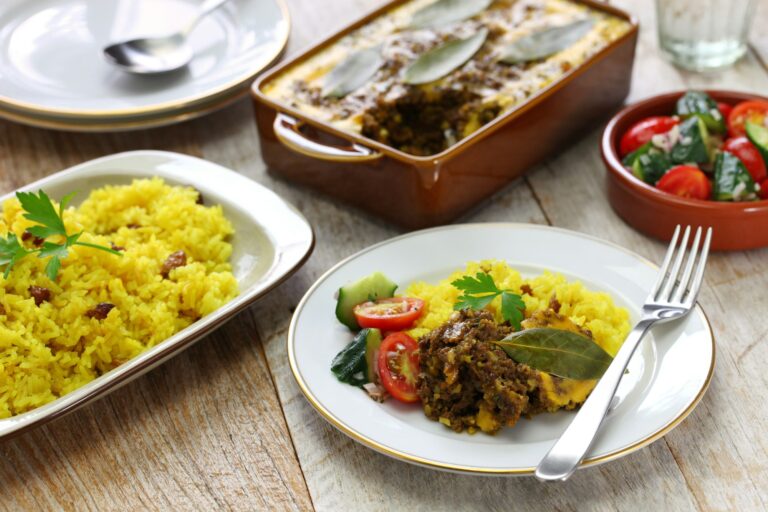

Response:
(251, 0), (639, 229)
(0, 150), (314, 439)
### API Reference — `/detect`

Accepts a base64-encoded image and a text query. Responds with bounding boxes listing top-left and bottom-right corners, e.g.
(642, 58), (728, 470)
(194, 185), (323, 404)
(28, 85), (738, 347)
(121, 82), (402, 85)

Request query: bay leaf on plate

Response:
(492, 327), (613, 380)
(409, 0), (492, 29)
(499, 18), (594, 65)
(404, 28), (488, 85)
(322, 45), (384, 98)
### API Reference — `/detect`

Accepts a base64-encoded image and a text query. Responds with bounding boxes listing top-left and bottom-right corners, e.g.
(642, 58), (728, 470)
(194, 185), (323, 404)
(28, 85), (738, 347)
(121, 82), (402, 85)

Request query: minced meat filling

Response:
(361, 89), (492, 156)
(417, 308), (592, 434)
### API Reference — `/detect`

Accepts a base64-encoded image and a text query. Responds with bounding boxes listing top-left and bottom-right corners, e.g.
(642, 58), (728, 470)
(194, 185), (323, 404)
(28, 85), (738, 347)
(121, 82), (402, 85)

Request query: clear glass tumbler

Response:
(656, 0), (757, 71)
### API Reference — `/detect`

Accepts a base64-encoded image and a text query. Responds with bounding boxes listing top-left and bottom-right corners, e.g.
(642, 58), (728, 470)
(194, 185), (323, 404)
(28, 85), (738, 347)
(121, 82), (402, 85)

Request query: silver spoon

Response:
(103, 0), (232, 75)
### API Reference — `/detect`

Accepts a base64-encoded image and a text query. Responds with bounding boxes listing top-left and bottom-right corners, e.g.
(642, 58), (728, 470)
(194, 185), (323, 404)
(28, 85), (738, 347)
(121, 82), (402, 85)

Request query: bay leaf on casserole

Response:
(499, 18), (594, 65)
(322, 45), (384, 98)
(408, 0), (492, 29)
(404, 28), (488, 85)
(492, 327), (613, 380)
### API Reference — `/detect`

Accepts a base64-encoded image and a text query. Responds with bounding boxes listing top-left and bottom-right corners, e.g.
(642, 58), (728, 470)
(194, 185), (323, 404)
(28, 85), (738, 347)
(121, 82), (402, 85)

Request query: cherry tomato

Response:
(377, 332), (420, 403)
(722, 137), (768, 183)
(717, 102), (733, 123)
(727, 100), (768, 138)
(353, 297), (424, 331)
(619, 116), (680, 157)
(656, 165), (712, 200)
(760, 178), (768, 200)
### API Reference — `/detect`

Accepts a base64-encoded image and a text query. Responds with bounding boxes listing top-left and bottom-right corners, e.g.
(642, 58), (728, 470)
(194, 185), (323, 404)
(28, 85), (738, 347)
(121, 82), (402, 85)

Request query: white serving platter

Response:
(0, 150), (314, 439)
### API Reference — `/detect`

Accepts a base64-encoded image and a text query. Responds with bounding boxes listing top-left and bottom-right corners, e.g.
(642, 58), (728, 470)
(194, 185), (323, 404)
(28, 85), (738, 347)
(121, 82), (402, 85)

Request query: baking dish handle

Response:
(273, 113), (383, 162)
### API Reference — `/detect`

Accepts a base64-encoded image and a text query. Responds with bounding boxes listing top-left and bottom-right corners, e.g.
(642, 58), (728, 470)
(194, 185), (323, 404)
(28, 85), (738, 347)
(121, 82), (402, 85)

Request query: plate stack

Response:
(0, 0), (289, 131)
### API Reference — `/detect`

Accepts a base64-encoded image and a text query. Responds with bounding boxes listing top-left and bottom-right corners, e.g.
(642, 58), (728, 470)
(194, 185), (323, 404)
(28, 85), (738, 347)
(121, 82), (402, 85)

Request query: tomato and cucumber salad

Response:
(620, 91), (768, 202)
(330, 272), (424, 404)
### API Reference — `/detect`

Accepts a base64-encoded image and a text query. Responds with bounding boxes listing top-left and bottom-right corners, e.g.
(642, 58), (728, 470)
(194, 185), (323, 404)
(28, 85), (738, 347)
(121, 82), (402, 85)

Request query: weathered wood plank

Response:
(0, 8), (317, 512)
(243, 1), (698, 511)
(255, 0), (768, 511)
(521, 1), (768, 510)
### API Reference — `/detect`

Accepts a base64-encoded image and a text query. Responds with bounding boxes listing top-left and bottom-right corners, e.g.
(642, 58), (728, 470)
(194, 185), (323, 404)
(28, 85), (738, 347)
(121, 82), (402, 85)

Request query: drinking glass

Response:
(656, 0), (757, 71)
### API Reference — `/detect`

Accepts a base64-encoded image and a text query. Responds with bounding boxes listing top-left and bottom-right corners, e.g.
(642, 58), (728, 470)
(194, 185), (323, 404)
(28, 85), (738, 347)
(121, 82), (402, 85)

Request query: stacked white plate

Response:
(0, 0), (289, 131)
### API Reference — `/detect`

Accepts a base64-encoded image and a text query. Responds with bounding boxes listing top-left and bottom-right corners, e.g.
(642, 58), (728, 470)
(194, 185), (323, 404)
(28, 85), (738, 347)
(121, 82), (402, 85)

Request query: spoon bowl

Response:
(104, 35), (193, 75)
(102, 0), (231, 75)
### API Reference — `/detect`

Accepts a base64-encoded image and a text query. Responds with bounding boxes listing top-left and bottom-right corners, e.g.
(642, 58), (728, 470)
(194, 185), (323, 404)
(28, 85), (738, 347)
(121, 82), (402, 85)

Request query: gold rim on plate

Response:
(0, 0), (290, 120)
(287, 223), (716, 475)
(0, 87), (250, 132)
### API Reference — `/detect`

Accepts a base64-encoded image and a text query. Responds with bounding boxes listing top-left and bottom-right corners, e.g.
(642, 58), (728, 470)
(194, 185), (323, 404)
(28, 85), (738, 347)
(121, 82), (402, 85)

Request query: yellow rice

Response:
(405, 260), (630, 356)
(0, 178), (239, 418)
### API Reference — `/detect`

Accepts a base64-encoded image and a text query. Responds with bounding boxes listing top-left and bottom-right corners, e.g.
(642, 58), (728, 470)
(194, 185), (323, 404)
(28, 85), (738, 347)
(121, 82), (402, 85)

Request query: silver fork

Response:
(535, 225), (712, 482)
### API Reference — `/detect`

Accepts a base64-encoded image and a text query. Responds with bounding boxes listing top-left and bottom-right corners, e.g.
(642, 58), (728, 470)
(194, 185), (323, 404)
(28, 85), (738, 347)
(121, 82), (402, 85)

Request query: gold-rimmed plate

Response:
(0, 0), (288, 124)
(288, 224), (715, 475)
(0, 85), (249, 132)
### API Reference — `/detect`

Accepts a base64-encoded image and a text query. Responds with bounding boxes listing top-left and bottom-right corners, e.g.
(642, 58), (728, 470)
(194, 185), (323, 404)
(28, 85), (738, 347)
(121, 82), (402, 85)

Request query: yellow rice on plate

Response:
(405, 260), (631, 357)
(0, 178), (239, 418)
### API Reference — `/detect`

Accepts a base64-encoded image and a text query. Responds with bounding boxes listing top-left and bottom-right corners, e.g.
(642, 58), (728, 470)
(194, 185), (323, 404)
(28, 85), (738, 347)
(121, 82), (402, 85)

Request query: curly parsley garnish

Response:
(0, 190), (121, 280)
(451, 272), (526, 329)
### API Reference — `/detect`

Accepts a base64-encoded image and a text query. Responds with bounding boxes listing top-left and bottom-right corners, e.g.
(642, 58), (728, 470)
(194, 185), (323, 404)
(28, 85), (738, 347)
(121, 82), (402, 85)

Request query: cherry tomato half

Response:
(717, 102), (733, 123)
(619, 116), (679, 157)
(377, 332), (420, 403)
(656, 165), (712, 200)
(353, 297), (424, 331)
(727, 100), (768, 138)
(722, 137), (768, 183)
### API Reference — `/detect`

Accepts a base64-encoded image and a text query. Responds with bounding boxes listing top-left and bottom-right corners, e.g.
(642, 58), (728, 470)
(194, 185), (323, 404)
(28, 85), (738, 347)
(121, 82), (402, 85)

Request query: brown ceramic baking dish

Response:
(602, 90), (768, 251)
(251, 0), (639, 229)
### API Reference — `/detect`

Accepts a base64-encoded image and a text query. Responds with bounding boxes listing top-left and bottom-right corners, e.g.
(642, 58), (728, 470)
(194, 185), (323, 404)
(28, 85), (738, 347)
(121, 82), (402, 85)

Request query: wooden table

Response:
(2, 0), (767, 510)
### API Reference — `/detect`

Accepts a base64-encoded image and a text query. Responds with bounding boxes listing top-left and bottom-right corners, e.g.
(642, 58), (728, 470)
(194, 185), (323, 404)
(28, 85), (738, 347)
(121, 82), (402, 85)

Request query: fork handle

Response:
(535, 317), (656, 481)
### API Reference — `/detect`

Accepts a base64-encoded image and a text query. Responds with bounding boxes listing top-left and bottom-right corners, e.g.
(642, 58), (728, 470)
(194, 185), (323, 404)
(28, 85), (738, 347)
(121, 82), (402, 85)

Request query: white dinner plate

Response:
(0, 0), (289, 120)
(289, 224), (715, 475)
(0, 150), (314, 439)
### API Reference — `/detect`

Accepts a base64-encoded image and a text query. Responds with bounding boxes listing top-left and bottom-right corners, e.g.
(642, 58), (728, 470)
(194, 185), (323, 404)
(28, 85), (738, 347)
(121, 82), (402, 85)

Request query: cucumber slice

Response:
(713, 151), (759, 201)
(335, 272), (397, 330)
(364, 328), (383, 383)
(671, 117), (710, 165)
(622, 142), (652, 167)
(631, 150), (673, 185)
(330, 329), (369, 386)
(675, 91), (726, 134)
(746, 121), (768, 168)
(330, 328), (384, 387)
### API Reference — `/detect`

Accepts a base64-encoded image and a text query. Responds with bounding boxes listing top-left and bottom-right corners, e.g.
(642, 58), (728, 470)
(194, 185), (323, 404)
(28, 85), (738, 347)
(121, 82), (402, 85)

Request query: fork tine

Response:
(684, 227), (712, 306)
(672, 226), (702, 303)
(659, 225), (690, 301)
(649, 225), (680, 300)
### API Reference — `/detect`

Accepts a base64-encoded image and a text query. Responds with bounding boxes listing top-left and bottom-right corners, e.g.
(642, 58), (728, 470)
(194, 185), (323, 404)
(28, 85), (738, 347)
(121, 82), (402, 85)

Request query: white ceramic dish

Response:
(0, 150), (314, 439)
(289, 224), (715, 475)
(0, 0), (289, 124)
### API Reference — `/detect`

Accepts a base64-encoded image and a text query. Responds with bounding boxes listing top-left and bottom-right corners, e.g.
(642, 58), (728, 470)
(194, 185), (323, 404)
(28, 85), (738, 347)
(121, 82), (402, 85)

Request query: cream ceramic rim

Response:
(0, 0), (289, 119)
(0, 87), (248, 132)
(287, 223), (716, 475)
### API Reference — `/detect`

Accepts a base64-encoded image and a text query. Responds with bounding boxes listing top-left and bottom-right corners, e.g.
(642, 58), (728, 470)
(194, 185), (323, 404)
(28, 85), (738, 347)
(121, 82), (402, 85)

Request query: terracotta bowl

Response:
(601, 90), (768, 251)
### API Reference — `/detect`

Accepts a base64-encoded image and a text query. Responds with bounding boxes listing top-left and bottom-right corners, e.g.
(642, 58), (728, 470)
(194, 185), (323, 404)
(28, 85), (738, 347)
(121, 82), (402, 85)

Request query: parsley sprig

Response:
(0, 190), (121, 281)
(451, 272), (526, 329)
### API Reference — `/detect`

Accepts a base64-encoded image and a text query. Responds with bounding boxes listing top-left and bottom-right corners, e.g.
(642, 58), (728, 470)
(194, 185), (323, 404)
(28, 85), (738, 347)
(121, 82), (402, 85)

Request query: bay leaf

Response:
(404, 28), (488, 85)
(409, 0), (492, 29)
(322, 45), (384, 98)
(499, 18), (594, 65)
(492, 327), (613, 380)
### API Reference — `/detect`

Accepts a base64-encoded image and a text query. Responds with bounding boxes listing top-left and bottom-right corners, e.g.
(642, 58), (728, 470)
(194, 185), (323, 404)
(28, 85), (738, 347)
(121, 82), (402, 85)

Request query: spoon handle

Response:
(182, 0), (232, 36)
